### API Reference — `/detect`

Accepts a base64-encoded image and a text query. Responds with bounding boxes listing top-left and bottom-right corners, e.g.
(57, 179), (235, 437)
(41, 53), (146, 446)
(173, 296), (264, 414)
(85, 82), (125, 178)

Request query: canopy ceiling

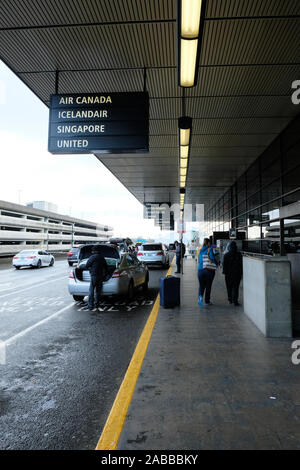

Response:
(1, 0), (300, 215)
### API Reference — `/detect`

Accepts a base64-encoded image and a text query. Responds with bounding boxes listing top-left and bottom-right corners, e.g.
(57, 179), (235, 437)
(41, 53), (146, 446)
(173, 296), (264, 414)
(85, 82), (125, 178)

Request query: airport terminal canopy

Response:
(1, 0), (300, 213)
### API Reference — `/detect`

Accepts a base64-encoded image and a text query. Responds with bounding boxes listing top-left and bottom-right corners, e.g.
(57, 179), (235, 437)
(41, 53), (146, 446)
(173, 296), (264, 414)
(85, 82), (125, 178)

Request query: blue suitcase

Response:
(160, 276), (180, 308)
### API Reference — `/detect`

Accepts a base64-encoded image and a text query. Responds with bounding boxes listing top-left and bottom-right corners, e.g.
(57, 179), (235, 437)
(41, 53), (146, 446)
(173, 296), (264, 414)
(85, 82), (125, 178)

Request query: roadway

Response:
(0, 257), (169, 449)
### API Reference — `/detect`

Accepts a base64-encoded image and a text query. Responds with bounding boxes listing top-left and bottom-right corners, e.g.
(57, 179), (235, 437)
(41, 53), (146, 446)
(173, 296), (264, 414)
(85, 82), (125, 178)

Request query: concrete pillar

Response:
(243, 256), (292, 337)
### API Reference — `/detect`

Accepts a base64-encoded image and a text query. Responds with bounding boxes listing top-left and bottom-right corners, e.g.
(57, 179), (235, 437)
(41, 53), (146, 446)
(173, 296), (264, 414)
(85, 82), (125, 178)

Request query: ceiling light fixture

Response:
(178, 116), (192, 187)
(178, 0), (206, 87)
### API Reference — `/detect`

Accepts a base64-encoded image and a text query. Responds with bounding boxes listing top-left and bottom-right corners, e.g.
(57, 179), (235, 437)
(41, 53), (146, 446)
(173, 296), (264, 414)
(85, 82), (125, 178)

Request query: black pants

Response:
(225, 276), (241, 304)
(198, 269), (215, 303)
(88, 276), (103, 308)
(176, 255), (181, 273)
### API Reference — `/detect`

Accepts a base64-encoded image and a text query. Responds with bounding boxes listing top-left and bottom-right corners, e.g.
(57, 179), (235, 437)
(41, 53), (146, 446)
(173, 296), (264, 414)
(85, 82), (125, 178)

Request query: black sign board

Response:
(48, 92), (149, 154)
(229, 228), (237, 239)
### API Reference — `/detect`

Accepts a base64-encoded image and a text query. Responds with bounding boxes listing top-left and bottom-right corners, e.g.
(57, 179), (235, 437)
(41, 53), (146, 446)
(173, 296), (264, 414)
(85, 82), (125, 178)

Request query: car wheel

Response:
(50, 258), (54, 266)
(36, 260), (41, 269)
(142, 274), (149, 292)
(15, 266), (20, 270)
(127, 280), (134, 300)
(68, 261), (73, 266)
(73, 295), (84, 301)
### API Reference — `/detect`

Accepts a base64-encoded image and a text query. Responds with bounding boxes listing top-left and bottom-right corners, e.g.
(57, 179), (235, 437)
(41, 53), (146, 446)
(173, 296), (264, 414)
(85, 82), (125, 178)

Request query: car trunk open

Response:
(75, 244), (120, 281)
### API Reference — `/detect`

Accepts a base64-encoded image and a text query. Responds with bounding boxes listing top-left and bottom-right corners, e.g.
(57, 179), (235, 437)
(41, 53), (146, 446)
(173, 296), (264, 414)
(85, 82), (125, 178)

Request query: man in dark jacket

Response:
(175, 240), (186, 274)
(222, 241), (243, 306)
(85, 246), (109, 310)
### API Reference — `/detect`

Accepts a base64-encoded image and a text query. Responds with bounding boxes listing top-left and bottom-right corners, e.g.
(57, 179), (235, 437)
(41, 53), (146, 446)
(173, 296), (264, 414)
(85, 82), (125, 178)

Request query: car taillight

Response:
(156, 252), (163, 255)
(13, 256), (18, 259)
(112, 270), (126, 278)
(137, 252), (143, 256)
(69, 271), (74, 279)
(26, 256), (36, 259)
(67, 252), (73, 255)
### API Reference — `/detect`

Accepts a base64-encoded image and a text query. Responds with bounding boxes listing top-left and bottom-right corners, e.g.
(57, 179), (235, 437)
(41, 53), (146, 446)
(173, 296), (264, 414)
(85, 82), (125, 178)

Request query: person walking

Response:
(175, 240), (185, 273)
(222, 241), (243, 306)
(85, 246), (109, 310)
(197, 238), (217, 306)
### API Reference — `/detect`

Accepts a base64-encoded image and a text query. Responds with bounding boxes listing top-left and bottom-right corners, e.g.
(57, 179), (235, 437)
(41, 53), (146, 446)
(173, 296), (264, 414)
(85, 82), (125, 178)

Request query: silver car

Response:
(137, 243), (169, 268)
(68, 244), (149, 302)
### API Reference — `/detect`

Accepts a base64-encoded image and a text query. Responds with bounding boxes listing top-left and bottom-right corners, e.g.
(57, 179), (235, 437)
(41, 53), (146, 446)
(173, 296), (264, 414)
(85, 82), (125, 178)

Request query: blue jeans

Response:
(198, 269), (215, 303)
(88, 276), (103, 308)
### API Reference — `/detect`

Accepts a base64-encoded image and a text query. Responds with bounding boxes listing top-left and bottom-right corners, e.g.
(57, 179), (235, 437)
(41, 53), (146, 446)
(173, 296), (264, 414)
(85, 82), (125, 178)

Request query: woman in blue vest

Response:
(197, 238), (217, 306)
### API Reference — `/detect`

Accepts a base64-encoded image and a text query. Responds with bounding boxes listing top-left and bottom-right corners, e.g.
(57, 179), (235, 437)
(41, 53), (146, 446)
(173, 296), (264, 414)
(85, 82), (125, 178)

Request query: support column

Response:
(280, 219), (285, 256)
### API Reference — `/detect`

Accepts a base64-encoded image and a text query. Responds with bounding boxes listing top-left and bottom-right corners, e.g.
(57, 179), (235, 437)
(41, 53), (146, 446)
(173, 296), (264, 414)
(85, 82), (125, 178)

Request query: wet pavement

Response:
(118, 258), (300, 450)
(0, 258), (168, 449)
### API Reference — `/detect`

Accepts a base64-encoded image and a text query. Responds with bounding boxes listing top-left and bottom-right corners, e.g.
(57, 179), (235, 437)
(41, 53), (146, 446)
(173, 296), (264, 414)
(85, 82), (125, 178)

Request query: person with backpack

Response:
(197, 238), (217, 306)
(222, 241), (243, 306)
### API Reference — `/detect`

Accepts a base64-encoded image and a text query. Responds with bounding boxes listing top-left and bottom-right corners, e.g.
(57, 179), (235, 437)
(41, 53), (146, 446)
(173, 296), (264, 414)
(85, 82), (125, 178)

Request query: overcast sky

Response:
(0, 60), (174, 240)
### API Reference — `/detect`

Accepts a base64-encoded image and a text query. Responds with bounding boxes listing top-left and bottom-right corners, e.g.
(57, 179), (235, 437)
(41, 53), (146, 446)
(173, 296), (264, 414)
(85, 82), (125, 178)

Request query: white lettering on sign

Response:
(58, 96), (112, 105)
(58, 110), (108, 119)
(57, 125), (105, 134)
(76, 95), (112, 104)
(59, 96), (74, 105)
(56, 140), (89, 148)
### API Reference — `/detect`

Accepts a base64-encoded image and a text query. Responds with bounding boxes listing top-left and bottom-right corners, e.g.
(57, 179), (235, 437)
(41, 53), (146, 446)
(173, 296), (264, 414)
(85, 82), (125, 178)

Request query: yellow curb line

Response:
(96, 256), (175, 450)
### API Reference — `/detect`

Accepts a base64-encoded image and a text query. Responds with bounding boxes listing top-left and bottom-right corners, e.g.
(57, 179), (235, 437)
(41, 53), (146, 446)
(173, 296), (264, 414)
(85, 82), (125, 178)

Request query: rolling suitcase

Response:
(160, 276), (180, 308)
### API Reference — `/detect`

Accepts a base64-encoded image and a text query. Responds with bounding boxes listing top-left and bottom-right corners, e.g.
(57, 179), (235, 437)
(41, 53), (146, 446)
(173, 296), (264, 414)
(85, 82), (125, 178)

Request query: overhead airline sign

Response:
(48, 92), (149, 154)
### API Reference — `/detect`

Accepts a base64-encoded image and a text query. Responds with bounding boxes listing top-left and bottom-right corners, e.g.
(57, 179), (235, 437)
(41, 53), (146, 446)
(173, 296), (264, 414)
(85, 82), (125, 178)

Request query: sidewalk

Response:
(118, 258), (300, 450)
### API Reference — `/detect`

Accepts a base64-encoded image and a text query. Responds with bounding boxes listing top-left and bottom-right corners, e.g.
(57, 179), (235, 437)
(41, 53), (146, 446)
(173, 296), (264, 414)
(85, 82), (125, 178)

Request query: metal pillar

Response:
(279, 219), (286, 256)
(280, 219), (285, 256)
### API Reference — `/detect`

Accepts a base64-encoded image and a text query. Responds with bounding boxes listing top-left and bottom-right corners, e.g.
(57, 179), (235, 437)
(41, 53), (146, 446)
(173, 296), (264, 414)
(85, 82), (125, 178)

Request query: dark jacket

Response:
(222, 242), (242, 280)
(86, 254), (108, 279)
(176, 243), (186, 257)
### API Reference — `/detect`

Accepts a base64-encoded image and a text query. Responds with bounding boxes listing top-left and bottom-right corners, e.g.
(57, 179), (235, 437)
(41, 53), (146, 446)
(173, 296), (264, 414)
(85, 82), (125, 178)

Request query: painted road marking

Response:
(4, 302), (74, 346)
(0, 264), (66, 280)
(76, 297), (155, 312)
(0, 276), (67, 299)
(0, 269), (68, 292)
(0, 296), (66, 315)
(96, 257), (175, 450)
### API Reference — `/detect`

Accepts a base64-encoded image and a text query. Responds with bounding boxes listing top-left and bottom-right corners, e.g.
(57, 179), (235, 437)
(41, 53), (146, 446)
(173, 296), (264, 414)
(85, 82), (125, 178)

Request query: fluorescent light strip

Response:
(181, 0), (202, 39)
(180, 128), (190, 146)
(180, 145), (189, 159)
(180, 38), (198, 87)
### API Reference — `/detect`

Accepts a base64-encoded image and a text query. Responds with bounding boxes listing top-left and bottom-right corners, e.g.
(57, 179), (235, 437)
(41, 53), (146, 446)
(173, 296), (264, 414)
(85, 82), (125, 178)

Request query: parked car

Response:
(137, 243), (169, 268)
(68, 243), (149, 302)
(13, 250), (55, 269)
(67, 246), (80, 266)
